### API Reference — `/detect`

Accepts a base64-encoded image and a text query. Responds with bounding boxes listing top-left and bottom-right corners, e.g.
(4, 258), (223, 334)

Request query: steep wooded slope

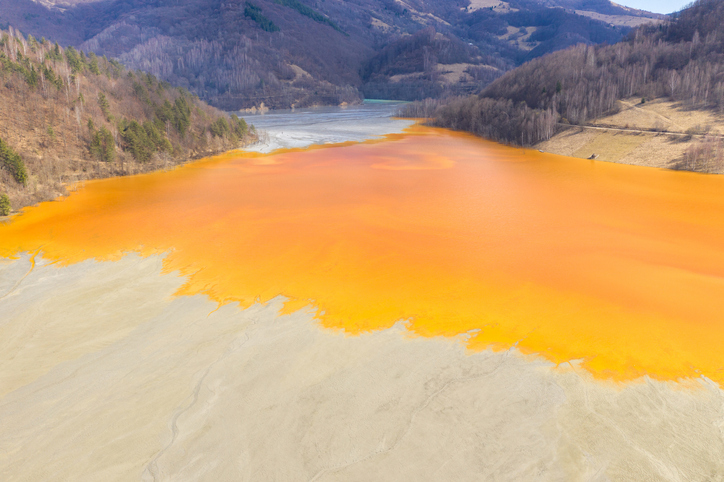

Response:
(0, 29), (256, 214)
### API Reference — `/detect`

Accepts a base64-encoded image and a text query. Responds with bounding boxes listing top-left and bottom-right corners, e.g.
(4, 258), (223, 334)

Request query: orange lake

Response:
(2, 124), (724, 383)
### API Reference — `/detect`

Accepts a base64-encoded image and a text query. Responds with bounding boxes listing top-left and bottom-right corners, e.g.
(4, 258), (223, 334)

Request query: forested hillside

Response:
(410, 0), (724, 170)
(0, 28), (256, 215)
(0, 0), (661, 107)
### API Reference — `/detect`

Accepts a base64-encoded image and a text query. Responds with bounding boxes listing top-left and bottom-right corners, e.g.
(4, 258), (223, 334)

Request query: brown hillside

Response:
(0, 28), (257, 215)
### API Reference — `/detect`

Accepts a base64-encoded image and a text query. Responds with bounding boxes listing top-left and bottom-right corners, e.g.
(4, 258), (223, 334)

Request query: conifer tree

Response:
(0, 193), (10, 216)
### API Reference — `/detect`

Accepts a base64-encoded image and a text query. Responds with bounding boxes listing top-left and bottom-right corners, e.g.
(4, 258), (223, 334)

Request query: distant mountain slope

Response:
(0, 0), (663, 107)
(410, 0), (724, 172)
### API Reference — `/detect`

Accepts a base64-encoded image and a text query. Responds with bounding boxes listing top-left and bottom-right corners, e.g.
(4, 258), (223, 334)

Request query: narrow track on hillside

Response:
(557, 123), (724, 139)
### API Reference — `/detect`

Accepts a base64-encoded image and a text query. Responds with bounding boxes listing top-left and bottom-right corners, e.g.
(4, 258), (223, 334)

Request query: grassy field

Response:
(537, 98), (724, 172)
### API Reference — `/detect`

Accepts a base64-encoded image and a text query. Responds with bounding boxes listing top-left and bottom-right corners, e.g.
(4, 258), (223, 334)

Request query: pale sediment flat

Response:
(1, 255), (723, 481)
(238, 103), (415, 153)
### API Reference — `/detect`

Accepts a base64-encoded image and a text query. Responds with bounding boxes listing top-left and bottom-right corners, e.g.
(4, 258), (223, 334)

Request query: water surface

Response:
(2, 125), (723, 383)
(239, 102), (413, 152)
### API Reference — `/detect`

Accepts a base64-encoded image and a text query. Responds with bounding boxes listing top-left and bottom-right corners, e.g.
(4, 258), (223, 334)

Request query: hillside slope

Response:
(537, 97), (724, 172)
(415, 0), (724, 173)
(0, 0), (662, 107)
(0, 28), (256, 214)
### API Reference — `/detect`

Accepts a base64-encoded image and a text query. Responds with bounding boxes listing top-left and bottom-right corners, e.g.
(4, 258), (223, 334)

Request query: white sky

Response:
(613, 0), (693, 14)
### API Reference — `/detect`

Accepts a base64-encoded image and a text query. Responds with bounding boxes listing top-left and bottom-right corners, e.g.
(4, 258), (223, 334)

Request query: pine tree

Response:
(0, 193), (10, 216)
(98, 92), (111, 121)
(90, 127), (115, 162)
(0, 138), (28, 186)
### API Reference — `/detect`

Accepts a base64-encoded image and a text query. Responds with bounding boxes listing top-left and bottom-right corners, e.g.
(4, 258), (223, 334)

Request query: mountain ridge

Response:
(0, 0), (663, 109)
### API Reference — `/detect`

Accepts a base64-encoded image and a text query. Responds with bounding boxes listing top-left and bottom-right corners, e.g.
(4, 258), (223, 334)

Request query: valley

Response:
(3, 1), (724, 480)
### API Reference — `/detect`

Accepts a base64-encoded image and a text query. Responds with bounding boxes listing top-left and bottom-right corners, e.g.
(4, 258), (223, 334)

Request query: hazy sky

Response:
(613, 0), (693, 14)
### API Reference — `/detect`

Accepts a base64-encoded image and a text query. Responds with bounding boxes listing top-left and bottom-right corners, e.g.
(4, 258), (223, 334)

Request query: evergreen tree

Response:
(0, 137), (28, 186)
(210, 117), (230, 138)
(98, 93), (111, 121)
(231, 114), (248, 139)
(88, 52), (100, 75)
(0, 193), (10, 216)
(173, 96), (191, 136)
(90, 127), (115, 162)
(65, 46), (85, 74)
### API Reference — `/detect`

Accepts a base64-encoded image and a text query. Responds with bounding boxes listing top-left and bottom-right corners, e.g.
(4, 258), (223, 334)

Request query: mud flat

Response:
(1, 254), (723, 481)
(2, 118), (724, 481)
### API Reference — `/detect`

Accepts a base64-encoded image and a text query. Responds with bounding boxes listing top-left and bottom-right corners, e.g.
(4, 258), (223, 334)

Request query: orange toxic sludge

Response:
(2, 125), (724, 383)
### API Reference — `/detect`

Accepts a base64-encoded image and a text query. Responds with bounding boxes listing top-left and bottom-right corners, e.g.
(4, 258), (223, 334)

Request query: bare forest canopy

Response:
(402, 0), (724, 172)
(0, 0), (662, 108)
(0, 28), (257, 214)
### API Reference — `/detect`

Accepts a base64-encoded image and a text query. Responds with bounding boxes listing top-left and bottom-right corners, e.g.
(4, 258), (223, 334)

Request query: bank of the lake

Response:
(0, 103), (413, 219)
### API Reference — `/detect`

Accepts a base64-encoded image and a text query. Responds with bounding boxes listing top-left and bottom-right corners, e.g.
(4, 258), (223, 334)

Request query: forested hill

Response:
(0, 0), (662, 108)
(414, 0), (724, 151)
(0, 28), (256, 215)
